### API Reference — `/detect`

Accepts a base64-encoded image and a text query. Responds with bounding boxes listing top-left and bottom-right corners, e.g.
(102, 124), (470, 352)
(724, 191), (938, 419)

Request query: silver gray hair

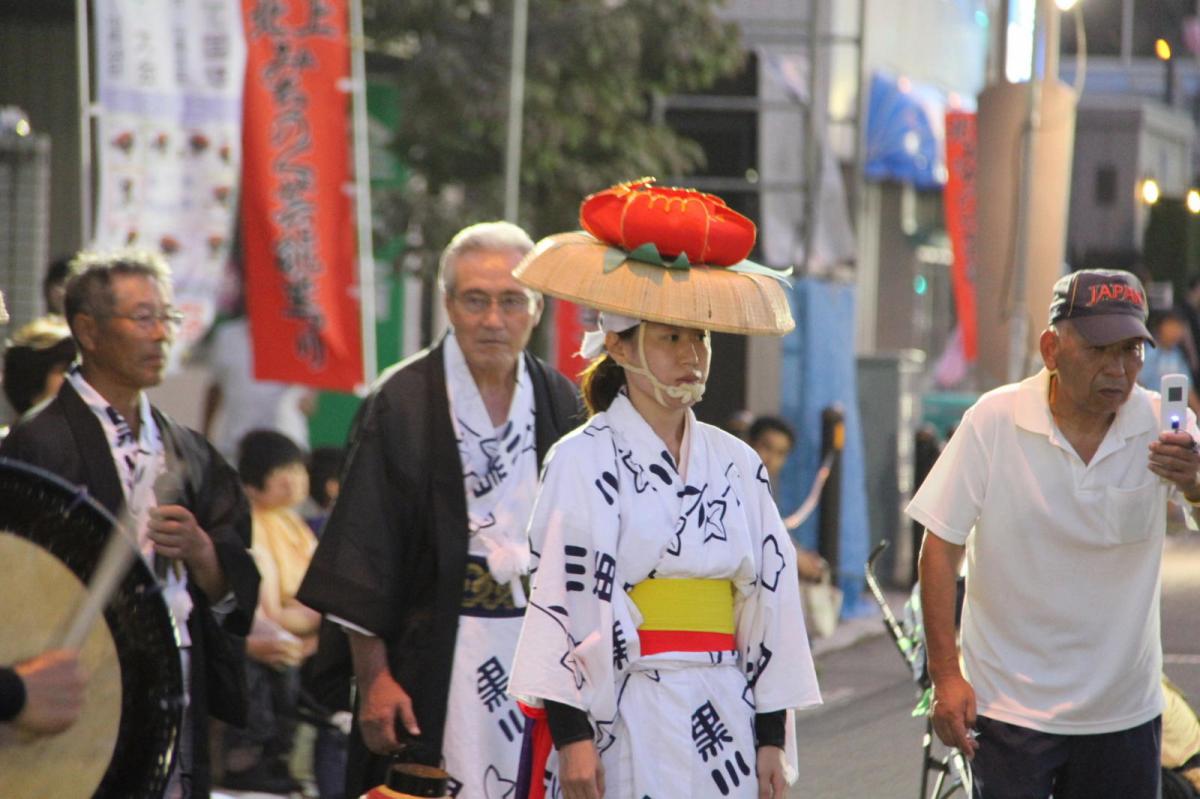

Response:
(437, 221), (536, 295)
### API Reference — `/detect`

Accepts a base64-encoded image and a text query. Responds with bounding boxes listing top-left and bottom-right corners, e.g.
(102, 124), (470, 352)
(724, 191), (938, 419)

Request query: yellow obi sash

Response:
(627, 578), (735, 655)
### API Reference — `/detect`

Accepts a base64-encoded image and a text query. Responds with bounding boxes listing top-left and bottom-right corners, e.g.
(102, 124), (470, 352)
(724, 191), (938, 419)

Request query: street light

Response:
(1141, 178), (1161, 206)
(1155, 38), (1175, 105)
(1187, 189), (1200, 214)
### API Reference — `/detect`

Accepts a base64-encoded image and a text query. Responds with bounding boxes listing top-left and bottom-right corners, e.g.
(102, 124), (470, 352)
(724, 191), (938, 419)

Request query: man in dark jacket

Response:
(1, 250), (259, 798)
(298, 222), (582, 797)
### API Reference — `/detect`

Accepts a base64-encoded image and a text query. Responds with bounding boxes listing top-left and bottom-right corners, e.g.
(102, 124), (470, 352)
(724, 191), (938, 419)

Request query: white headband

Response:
(579, 313), (710, 408)
(577, 312), (642, 359)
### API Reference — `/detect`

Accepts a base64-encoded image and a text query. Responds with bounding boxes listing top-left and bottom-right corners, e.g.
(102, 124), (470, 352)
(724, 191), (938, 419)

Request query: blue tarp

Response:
(864, 70), (947, 190)
(777, 279), (871, 616)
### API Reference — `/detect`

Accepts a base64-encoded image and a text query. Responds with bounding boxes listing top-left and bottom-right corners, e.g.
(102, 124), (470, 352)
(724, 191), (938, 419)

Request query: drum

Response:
(0, 457), (183, 799)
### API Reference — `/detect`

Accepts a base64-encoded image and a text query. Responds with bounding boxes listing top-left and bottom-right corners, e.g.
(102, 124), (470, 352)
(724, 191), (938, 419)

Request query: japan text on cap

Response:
(1047, 269), (1155, 347)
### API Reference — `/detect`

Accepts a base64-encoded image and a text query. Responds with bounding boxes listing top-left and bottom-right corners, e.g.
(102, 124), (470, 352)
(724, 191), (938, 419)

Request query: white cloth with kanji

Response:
(509, 392), (821, 798)
(439, 330), (540, 797)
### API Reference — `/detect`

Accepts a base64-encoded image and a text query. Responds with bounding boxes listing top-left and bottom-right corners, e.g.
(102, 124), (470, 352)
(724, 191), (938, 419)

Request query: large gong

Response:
(0, 458), (183, 798)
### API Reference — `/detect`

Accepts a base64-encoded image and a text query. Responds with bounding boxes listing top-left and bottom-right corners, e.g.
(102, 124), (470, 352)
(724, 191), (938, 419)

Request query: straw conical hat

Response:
(515, 179), (793, 335)
(515, 231), (794, 336)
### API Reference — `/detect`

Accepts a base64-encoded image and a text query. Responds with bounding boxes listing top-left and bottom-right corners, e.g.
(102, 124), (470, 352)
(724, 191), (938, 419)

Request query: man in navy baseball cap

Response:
(1048, 268), (1155, 347)
(908, 266), (1200, 799)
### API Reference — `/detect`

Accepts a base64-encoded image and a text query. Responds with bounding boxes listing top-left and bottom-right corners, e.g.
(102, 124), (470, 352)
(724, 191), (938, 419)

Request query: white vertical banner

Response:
(92, 0), (246, 352)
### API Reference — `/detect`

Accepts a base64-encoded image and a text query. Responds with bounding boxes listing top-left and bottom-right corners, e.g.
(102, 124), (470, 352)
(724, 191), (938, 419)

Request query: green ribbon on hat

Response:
(728, 259), (793, 285)
(600, 241), (793, 286)
(602, 242), (690, 272)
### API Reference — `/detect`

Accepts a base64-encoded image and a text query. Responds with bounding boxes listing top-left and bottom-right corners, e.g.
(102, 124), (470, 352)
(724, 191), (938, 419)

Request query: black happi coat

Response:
(0, 380), (259, 799)
(297, 338), (582, 794)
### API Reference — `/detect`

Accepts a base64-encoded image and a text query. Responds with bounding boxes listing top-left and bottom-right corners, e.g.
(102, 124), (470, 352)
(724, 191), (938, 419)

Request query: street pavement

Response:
(791, 531), (1200, 798)
(215, 534), (1200, 799)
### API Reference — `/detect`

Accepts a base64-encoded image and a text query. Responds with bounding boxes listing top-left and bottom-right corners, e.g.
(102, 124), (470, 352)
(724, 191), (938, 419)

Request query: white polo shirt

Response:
(907, 368), (1195, 735)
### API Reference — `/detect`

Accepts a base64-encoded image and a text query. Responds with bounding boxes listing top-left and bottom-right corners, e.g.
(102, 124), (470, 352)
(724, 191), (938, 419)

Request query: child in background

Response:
(241, 430), (321, 652)
(3, 316), (76, 418)
(1140, 310), (1200, 416)
(747, 415), (828, 583)
(219, 429), (320, 795)
(304, 446), (344, 538)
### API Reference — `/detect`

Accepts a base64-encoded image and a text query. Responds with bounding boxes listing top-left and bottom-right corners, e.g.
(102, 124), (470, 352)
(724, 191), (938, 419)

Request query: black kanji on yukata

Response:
(476, 656), (509, 712)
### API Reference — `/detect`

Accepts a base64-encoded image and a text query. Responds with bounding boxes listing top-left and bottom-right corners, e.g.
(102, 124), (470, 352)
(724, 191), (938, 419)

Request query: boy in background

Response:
(220, 430), (319, 794)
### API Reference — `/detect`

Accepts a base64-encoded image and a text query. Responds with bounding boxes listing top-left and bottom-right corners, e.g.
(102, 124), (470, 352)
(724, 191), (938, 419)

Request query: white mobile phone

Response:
(1160, 373), (1189, 432)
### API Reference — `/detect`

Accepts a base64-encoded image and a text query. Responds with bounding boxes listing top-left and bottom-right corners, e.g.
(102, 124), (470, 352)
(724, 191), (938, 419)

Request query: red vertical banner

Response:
(241, 0), (363, 390)
(944, 110), (979, 362)
(554, 299), (588, 383)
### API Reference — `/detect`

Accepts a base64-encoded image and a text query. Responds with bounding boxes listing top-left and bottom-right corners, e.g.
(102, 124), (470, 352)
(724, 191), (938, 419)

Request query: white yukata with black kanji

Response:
(441, 330), (540, 797)
(509, 391), (821, 799)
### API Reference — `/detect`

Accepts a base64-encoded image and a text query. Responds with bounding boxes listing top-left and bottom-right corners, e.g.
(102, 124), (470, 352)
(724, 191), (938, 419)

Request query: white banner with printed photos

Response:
(92, 0), (245, 352)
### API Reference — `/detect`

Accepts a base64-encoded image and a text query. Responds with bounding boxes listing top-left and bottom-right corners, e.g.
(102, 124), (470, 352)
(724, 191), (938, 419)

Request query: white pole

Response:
(75, 0), (93, 245)
(503, 0), (529, 223)
(1042, 0), (1060, 81)
(1006, 4), (1041, 381)
(348, 0), (377, 388)
(803, 0), (822, 274)
(995, 0), (1010, 84)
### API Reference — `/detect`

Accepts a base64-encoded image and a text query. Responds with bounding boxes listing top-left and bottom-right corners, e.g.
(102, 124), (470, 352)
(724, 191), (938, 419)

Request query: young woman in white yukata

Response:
(507, 179), (822, 799)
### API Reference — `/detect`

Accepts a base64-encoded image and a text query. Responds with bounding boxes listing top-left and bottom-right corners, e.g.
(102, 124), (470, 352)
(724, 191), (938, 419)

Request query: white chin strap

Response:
(612, 324), (710, 408)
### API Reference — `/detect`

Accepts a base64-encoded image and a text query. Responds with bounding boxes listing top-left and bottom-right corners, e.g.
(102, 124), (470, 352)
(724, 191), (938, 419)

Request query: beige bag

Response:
(802, 568), (843, 639)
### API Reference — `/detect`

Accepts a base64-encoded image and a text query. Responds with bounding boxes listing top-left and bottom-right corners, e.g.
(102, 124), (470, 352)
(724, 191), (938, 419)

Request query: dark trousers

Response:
(313, 725), (348, 799)
(971, 714), (1162, 799)
(222, 660), (299, 772)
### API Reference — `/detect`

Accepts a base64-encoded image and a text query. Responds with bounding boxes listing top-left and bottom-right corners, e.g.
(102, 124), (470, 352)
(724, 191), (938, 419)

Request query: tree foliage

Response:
(364, 0), (746, 270)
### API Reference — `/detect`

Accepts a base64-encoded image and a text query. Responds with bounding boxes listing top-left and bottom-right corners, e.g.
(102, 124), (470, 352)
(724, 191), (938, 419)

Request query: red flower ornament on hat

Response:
(581, 177), (756, 267)
(512, 178), (796, 336)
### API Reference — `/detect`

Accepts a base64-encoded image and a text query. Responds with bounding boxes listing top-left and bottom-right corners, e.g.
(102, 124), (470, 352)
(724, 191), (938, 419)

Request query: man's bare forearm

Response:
(186, 536), (228, 601)
(348, 629), (390, 687)
(919, 531), (965, 684)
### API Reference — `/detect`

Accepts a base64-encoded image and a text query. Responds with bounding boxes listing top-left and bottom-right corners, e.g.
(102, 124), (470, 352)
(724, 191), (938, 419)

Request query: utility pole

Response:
(975, 0), (1078, 387)
(503, 0), (529, 223)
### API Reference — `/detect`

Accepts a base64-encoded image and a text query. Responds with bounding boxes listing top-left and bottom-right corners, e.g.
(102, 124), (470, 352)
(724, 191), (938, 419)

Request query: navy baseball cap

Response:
(1048, 269), (1155, 348)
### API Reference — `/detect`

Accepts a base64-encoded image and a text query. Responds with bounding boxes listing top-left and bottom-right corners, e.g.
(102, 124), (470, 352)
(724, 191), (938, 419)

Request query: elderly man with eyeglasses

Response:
(0, 249), (260, 799)
(909, 269), (1200, 799)
(297, 221), (583, 797)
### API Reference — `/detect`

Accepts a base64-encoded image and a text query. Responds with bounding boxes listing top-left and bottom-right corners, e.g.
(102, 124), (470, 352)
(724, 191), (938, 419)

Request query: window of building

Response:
(1061, 0), (1192, 59)
(1095, 164), (1117, 206)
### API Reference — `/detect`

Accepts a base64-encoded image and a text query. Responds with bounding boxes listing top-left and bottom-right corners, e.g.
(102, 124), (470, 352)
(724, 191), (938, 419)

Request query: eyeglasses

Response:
(452, 291), (534, 316)
(106, 308), (186, 330)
